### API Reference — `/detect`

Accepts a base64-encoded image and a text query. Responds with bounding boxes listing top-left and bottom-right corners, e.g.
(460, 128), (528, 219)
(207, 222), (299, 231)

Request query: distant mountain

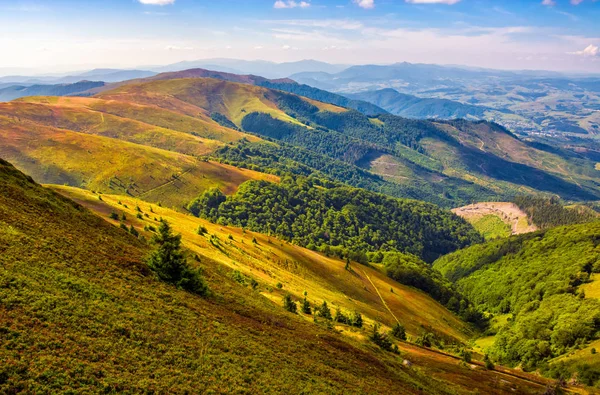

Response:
(0, 69), (156, 86)
(347, 89), (490, 120)
(0, 81), (105, 102)
(153, 58), (348, 79)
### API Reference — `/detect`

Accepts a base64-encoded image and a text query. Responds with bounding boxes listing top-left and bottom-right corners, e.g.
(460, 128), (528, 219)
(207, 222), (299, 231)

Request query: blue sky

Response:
(0, 0), (599, 73)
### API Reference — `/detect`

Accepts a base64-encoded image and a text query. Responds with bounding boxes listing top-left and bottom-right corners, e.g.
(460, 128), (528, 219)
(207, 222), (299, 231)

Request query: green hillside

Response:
(433, 223), (600, 381)
(1, 158), (557, 394)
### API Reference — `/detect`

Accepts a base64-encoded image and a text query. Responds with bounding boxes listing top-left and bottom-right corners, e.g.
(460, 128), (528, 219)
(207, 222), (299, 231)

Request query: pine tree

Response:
(351, 311), (363, 328)
(391, 323), (407, 340)
(301, 298), (312, 314)
(318, 301), (332, 320)
(283, 294), (297, 313)
(147, 220), (207, 295)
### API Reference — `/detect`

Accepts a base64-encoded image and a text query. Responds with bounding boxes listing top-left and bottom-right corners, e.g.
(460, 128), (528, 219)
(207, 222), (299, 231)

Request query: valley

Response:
(1, 66), (600, 393)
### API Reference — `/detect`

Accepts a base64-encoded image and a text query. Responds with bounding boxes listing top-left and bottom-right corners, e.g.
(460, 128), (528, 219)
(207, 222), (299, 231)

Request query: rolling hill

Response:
(0, 158), (560, 394)
(1, 68), (600, 208)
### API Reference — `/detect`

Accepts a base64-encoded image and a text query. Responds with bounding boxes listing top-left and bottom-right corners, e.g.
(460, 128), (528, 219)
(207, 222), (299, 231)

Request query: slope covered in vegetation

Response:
(433, 223), (600, 377)
(188, 176), (482, 263)
(1, 158), (517, 394)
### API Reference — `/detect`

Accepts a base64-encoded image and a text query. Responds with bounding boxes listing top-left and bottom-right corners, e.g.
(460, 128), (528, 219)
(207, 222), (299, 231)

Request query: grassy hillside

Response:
(0, 158), (446, 393)
(0, 115), (277, 208)
(54, 186), (568, 393)
(433, 223), (600, 380)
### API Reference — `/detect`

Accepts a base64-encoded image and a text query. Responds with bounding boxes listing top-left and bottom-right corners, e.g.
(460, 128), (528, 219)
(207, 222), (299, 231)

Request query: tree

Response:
(301, 298), (312, 314)
(391, 323), (407, 340)
(147, 220), (208, 296)
(345, 257), (350, 271)
(483, 354), (494, 370)
(318, 301), (332, 320)
(334, 307), (348, 324)
(370, 324), (393, 351)
(351, 311), (363, 328)
(109, 212), (119, 220)
(283, 294), (297, 313)
(129, 225), (139, 237)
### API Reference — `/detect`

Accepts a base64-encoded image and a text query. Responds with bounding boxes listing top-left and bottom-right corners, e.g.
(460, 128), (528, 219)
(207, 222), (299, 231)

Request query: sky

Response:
(0, 0), (599, 74)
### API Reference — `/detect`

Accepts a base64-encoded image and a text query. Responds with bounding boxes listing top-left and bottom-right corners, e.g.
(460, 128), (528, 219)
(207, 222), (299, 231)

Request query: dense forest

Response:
(188, 176), (482, 263)
(514, 195), (598, 229)
(433, 222), (600, 372)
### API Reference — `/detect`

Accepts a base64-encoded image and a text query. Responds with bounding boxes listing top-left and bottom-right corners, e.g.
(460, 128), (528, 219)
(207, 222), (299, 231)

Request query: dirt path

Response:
(452, 202), (537, 235)
(360, 268), (400, 325)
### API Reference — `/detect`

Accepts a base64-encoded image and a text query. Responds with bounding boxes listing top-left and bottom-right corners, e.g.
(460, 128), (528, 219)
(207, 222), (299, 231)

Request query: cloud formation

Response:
(274, 1), (310, 9)
(405, 0), (461, 4)
(353, 0), (375, 9)
(570, 44), (599, 56)
(541, 0), (556, 6)
(138, 0), (175, 5)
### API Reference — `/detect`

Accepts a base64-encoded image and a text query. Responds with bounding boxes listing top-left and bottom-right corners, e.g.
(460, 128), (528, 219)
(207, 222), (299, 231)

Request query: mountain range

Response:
(1, 65), (600, 392)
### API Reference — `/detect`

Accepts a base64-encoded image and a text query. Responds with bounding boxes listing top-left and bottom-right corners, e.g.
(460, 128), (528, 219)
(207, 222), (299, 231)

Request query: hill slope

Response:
(433, 223), (600, 379)
(0, 158), (556, 393)
(2, 70), (600, 206)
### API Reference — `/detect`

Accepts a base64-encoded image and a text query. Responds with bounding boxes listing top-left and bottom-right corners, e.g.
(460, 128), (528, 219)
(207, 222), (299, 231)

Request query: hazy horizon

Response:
(1, 0), (599, 75)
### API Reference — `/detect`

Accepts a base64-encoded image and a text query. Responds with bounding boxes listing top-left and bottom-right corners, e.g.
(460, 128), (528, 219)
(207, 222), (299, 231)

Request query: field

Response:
(452, 202), (537, 239)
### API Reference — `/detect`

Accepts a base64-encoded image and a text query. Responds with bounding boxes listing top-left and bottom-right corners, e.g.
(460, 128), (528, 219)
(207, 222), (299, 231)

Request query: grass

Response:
(582, 273), (600, 299)
(0, 158), (554, 394)
(470, 215), (512, 240)
(54, 185), (472, 343)
(0, 114), (278, 209)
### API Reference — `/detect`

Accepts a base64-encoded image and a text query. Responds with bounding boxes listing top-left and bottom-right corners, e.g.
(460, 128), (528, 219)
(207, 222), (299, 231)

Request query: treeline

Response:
(188, 176), (482, 263)
(378, 252), (488, 329)
(433, 222), (600, 370)
(514, 195), (598, 229)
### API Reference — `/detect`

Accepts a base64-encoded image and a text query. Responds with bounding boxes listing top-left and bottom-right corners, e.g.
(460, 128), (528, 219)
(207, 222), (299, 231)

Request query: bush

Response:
(109, 212), (119, 220)
(334, 307), (348, 324)
(317, 301), (332, 320)
(351, 311), (363, 328)
(483, 354), (494, 370)
(370, 324), (393, 351)
(147, 220), (208, 296)
(301, 298), (312, 314)
(283, 294), (297, 313)
(391, 323), (407, 340)
(197, 225), (208, 235)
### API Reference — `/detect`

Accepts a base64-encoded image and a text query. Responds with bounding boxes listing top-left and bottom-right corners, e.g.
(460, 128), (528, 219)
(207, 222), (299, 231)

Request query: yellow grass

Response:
(53, 185), (472, 343)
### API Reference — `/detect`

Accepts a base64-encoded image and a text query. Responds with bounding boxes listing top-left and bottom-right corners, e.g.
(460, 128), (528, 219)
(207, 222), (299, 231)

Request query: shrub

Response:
(370, 324), (393, 351)
(109, 212), (119, 220)
(129, 225), (139, 237)
(197, 225), (208, 235)
(301, 298), (312, 314)
(283, 294), (297, 313)
(147, 220), (208, 296)
(483, 354), (494, 370)
(334, 307), (348, 324)
(317, 301), (332, 320)
(351, 311), (363, 328)
(391, 323), (407, 340)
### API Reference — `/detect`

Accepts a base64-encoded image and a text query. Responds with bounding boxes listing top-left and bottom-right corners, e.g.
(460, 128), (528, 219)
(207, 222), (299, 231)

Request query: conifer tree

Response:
(147, 220), (207, 295)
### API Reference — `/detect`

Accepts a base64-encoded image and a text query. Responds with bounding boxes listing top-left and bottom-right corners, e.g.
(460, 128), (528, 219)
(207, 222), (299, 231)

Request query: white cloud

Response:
(353, 0), (374, 9)
(569, 44), (599, 57)
(541, 0), (556, 6)
(138, 0), (175, 5)
(571, 0), (584, 4)
(273, 1), (310, 9)
(405, 0), (461, 4)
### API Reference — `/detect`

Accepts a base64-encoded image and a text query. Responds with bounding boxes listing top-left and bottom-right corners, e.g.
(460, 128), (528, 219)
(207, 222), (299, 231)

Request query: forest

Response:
(434, 222), (600, 372)
(188, 176), (482, 263)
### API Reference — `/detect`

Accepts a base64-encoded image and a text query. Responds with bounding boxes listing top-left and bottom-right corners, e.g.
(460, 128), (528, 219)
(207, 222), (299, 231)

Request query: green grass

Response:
(0, 158), (556, 394)
(470, 215), (512, 240)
